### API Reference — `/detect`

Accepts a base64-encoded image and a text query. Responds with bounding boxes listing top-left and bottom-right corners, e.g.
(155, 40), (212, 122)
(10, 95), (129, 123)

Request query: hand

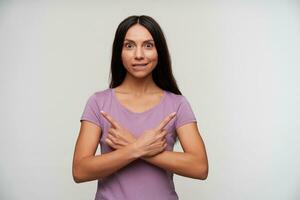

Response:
(134, 112), (176, 158)
(100, 110), (136, 150)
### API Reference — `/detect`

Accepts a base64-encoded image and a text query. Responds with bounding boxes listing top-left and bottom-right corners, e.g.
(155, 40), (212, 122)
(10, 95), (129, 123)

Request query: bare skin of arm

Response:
(72, 122), (137, 183)
(101, 112), (209, 180)
(72, 113), (175, 183)
(141, 123), (208, 180)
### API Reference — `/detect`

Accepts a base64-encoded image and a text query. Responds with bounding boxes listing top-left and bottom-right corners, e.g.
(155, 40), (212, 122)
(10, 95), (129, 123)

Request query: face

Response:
(121, 24), (158, 79)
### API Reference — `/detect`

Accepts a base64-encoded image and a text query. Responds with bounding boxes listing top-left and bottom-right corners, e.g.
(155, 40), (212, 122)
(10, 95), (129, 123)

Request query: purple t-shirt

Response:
(80, 88), (197, 200)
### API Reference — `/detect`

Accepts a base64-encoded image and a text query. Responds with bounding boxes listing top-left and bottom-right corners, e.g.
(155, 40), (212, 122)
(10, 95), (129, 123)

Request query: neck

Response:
(117, 73), (161, 95)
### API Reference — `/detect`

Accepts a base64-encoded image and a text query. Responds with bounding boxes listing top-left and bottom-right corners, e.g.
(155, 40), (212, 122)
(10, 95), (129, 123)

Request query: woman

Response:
(72, 15), (208, 200)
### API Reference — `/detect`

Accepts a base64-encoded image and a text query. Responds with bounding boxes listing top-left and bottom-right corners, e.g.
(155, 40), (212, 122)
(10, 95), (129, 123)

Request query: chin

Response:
(127, 70), (152, 79)
(133, 73), (152, 79)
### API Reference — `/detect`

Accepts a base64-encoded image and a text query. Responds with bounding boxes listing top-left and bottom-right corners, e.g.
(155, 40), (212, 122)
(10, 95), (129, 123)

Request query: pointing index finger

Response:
(100, 110), (120, 129)
(156, 112), (176, 131)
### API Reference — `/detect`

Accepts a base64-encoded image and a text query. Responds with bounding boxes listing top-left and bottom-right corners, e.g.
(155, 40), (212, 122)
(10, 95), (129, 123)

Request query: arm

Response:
(101, 111), (208, 180)
(141, 122), (209, 180)
(72, 120), (168, 183)
(72, 121), (139, 183)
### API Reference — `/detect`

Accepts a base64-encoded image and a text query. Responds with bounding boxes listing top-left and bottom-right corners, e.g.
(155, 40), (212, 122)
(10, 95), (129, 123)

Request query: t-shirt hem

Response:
(175, 119), (197, 129)
(80, 117), (101, 128)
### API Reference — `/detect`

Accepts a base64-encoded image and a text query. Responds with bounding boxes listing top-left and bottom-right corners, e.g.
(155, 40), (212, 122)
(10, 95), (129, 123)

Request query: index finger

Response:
(100, 110), (121, 129)
(155, 112), (176, 131)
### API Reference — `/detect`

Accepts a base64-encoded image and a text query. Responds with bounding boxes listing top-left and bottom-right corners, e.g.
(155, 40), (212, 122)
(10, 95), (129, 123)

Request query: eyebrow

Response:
(124, 39), (154, 43)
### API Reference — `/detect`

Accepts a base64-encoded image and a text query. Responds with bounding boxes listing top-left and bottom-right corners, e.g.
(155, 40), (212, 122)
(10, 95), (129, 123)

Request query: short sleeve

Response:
(175, 96), (197, 129)
(80, 93), (102, 128)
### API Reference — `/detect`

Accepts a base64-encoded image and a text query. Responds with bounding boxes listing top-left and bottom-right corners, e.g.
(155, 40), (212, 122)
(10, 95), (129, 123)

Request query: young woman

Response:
(72, 15), (208, 200)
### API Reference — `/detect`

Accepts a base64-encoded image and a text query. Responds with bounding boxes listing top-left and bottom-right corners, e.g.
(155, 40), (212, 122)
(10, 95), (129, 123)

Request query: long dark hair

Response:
(108, 15), (182, 95)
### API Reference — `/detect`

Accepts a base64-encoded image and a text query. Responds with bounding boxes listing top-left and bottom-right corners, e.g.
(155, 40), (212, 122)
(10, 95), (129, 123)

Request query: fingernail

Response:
(171, 112), (176, 116)
(100, 110), (105, 114)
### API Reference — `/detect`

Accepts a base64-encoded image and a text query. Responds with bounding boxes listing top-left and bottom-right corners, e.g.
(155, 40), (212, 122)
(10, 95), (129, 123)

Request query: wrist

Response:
(129, 142), (144, 159)
(140, 155), (152, 161)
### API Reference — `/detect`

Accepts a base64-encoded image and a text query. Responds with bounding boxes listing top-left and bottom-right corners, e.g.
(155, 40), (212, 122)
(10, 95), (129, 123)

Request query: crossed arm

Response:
(72, 111), (208, 183)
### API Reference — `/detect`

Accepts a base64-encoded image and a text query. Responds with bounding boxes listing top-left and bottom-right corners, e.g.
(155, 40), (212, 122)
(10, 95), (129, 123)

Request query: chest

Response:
(115, 93), (163, 113)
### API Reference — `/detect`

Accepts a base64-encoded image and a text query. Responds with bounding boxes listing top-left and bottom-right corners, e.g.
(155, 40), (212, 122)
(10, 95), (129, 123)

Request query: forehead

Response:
(124, 24), (154, 42)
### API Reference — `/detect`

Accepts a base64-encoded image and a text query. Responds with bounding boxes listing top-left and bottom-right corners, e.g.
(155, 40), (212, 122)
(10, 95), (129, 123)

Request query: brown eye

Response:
(124, 43), (134, 49)
(145, 43), (154, 48)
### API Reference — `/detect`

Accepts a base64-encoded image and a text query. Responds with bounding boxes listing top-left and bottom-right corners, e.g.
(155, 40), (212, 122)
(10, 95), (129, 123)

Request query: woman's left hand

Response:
(100, 111), (136, 149)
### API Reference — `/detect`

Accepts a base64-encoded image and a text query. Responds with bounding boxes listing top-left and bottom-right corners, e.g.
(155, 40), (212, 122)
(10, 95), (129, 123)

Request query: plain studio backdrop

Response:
(1, 0), (299, 199)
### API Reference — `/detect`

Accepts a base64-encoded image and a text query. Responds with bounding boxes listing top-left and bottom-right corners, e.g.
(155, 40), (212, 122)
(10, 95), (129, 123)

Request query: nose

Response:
(134, 46), (144, 60)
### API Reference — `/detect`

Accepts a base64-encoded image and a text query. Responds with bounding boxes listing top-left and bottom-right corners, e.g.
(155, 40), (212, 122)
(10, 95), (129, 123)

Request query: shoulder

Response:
(88, 88), (111, 101)
(93, 88), (111, 100)
(164, 90), (189, 107)
(85, 88), (111, 108)
(164, 90), (195, 116)
(165, 91), (197, 129)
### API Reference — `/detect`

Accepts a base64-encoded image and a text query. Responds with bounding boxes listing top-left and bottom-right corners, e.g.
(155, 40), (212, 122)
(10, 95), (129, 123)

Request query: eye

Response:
(124, 42), (134, 49)
(145, 43), (154, 48)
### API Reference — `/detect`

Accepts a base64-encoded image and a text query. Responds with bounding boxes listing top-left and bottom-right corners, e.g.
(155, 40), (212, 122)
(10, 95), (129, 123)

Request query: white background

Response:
(1, 0), (299, 199)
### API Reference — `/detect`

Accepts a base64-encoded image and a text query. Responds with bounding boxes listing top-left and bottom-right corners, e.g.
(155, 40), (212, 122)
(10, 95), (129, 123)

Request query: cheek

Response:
(145, 51), (158, 61)
(121, 51), (131, 65)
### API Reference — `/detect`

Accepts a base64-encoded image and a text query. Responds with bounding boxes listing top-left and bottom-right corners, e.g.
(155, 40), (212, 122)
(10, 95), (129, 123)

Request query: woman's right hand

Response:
(133, 112), (176, 158)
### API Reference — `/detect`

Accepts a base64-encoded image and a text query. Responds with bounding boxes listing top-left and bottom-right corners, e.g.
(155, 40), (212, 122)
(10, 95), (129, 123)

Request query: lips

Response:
(132, 63), (148, 66)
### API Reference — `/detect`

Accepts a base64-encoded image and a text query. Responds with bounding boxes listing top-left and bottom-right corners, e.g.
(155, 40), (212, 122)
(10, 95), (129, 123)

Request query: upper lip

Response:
(132, 63), (148, 66)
